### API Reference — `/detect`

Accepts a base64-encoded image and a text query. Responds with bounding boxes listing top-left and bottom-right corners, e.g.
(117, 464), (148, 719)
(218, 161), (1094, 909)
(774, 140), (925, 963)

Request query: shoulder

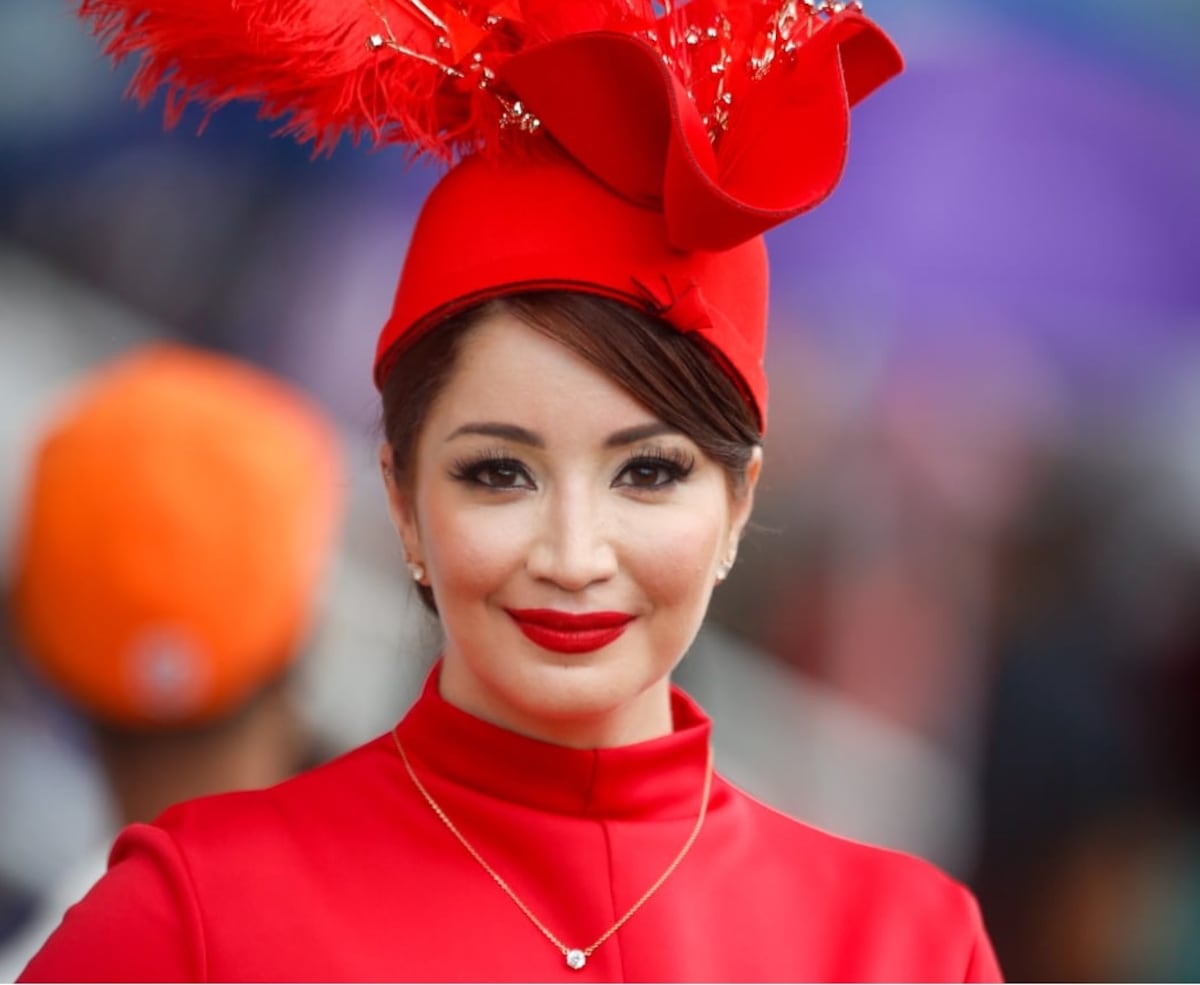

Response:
(96, 733), (399, 912)
(18, 736), (398, 983)
(154, 732), (394, 845)
(722, 775), (962, 892)
(715, 777), (1000, 980)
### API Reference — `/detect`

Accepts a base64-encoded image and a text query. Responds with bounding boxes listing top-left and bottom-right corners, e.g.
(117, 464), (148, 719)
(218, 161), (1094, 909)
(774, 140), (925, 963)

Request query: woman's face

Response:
(383, 311), (760, 748)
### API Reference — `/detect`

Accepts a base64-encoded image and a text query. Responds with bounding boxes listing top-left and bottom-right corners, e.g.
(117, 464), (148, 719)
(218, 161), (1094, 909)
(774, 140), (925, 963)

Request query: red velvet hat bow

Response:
(500, 14), (900, 252)
(78, 0), (902, 431)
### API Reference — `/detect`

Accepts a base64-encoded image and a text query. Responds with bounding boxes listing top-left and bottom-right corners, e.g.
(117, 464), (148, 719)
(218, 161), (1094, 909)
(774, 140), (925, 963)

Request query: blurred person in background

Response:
(1, 344), (343, 980)
(975, 441), (1200, 982)
(16, 0), (1004, 981)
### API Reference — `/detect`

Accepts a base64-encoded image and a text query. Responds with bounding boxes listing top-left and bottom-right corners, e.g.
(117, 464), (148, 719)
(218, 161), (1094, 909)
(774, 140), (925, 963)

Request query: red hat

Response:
(79, 1), (902, 430)
(378, 150), (772, 420)
(11, 345), (343, 728)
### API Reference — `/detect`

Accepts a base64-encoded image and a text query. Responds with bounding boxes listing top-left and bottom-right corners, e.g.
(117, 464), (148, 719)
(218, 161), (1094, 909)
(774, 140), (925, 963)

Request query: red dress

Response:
(21, 670), (1002, 982)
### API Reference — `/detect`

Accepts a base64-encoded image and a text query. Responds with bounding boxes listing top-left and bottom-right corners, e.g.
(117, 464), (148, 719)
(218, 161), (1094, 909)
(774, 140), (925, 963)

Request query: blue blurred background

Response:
(1, 1), (1198, 979)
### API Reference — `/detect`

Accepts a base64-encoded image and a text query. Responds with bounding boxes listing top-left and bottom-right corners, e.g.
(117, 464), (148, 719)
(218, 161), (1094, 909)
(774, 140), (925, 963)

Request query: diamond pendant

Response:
(566, 949), (587, 971)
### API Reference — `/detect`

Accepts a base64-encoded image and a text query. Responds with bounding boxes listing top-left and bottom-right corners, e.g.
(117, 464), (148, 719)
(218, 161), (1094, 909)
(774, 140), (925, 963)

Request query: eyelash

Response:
(618, 446), (695, 489)
(448, 445), (695, 492)
(449, 450), (529, 490)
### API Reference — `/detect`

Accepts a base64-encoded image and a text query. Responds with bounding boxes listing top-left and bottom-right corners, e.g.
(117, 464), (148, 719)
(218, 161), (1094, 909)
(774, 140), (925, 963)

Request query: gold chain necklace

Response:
(391, 728), (713, 972)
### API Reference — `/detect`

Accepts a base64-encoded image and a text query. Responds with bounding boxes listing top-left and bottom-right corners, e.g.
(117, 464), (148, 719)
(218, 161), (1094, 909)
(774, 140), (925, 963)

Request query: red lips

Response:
(505, 609), (634, 654)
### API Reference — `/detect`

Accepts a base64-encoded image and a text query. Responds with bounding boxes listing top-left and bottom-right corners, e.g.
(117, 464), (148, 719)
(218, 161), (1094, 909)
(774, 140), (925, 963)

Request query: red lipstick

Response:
(505, 609), (634, 654)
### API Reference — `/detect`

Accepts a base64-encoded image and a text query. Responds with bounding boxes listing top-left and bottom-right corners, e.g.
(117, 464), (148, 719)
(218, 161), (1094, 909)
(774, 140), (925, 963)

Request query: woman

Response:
(23, 1), (1001, 980)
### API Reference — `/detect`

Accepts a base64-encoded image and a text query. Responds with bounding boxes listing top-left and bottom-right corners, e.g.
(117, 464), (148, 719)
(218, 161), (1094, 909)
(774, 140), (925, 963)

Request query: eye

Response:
(451, 456), (535, 491)
(614, 450), (694, 490)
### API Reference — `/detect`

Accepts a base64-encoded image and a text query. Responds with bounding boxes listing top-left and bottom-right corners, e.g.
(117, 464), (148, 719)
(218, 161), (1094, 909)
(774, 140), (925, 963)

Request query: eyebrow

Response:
(444, 421), (680, 448)
(603, 422), (680, 447)
(446, 423), (543, 446)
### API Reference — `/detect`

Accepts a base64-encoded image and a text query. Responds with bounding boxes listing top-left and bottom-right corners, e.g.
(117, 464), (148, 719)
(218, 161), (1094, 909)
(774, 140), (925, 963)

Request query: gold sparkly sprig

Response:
(364, 0), (465, 76)
(364, 0), (544, 133)
(643, 0), (868, 142)
(362, 0), (869, 147)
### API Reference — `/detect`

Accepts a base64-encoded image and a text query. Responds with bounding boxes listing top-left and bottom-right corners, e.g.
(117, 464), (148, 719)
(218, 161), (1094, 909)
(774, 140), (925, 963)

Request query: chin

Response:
(457, 636), (676, 744)
(508, 655), (649, 719)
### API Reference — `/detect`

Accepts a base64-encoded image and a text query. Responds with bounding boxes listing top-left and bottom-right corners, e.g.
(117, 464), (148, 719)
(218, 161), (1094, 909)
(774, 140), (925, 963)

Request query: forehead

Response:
(427, 311), (658, 434)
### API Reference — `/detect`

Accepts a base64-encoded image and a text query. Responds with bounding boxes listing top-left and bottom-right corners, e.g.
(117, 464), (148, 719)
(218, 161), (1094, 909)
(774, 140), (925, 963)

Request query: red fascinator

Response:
(80, 0), (902, 430)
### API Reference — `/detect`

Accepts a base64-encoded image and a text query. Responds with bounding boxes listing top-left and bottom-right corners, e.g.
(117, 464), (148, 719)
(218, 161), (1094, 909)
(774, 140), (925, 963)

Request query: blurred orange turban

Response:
(10, 345), (343, 729)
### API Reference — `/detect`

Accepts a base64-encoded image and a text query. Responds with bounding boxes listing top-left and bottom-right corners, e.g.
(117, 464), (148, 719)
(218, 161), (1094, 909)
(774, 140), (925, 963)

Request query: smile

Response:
(505, 609), (635, 654)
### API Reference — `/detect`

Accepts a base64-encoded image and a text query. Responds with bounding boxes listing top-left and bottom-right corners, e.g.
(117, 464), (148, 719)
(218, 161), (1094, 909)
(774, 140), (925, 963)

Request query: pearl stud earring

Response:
(715, 550), (737, 583)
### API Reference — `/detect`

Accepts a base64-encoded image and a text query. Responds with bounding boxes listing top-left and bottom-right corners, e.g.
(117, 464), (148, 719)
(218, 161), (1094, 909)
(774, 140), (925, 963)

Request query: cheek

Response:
(419, 499), (530, 597)
(621, 502), (726, 607)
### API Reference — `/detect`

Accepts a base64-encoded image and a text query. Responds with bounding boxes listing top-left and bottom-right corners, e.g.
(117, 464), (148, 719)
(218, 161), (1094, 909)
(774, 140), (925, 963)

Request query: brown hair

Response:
(380, 292), (762, 610)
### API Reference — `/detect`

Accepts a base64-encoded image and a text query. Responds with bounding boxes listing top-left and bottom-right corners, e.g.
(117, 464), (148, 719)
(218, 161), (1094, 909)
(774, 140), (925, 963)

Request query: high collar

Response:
(393, 665), (713, 821)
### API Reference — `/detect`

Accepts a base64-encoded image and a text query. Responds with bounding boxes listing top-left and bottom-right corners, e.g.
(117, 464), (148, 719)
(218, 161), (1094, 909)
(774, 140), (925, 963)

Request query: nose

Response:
(526, 482), (618, 591)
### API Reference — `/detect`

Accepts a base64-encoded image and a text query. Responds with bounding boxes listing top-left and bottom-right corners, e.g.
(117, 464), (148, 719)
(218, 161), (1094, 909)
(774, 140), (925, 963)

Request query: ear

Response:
(379, 444), (422, 563)
(727, 446), (763, 549)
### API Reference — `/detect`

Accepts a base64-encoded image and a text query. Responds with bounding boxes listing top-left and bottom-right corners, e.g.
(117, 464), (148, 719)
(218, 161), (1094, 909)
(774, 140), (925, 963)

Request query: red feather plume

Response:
(78, 0), (901, 163)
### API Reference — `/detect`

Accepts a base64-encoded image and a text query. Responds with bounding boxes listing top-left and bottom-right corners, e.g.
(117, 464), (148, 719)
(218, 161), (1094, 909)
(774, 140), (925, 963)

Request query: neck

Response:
(93, 688), (305, 826)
